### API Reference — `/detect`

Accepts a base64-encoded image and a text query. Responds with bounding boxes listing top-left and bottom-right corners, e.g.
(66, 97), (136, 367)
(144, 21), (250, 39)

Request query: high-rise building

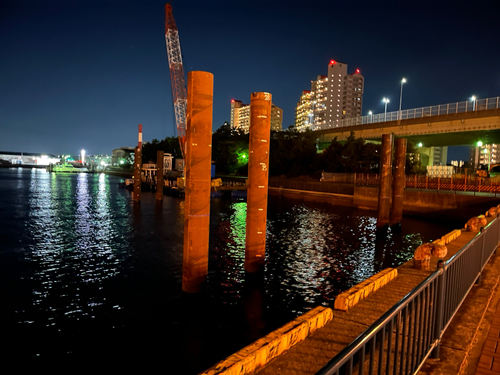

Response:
(295, 60), (364, 131)
(230, 99), (283, 133)
(471, 143), (499, 169)
(294, 90), (314, 131)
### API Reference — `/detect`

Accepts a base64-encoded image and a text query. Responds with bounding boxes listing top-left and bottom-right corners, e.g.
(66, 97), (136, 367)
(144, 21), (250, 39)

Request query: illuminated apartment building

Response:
(472, 143), (499, 169)
(294, 90), (314, 131)
(230, 99), (283, 133)
(295, 60), (364, 131)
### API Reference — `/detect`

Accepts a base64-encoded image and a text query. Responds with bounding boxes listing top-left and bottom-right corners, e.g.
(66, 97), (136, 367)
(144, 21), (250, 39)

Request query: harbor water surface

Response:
(0, 168), (461, 372)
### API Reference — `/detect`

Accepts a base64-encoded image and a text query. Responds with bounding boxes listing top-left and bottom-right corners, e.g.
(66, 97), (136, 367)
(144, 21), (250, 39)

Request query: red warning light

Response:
(330, 60), (336, 65)
(231, 99), (235, 103)
(356, 69), (360, 73)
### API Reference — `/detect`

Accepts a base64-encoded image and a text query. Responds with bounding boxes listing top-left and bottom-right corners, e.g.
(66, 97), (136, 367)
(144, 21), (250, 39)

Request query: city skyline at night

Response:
(1, 0), (498, 158)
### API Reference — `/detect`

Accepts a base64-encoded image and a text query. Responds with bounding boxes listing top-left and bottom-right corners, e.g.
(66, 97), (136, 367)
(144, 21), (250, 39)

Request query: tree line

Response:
(140, 122), (422, 178)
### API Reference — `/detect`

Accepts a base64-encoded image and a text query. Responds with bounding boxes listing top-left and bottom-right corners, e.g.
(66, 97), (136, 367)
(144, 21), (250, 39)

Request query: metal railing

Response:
(269, 178), (354, 195)
(314, 96), (500, 130)
(317, 217), (500, 375)
(319, 173), (500, 194)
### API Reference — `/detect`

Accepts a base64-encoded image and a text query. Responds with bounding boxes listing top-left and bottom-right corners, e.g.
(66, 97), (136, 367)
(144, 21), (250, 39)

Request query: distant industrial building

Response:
(0, 151), (60, 166)
(230, 99), (283, 133)
(295, 60), (364, 131)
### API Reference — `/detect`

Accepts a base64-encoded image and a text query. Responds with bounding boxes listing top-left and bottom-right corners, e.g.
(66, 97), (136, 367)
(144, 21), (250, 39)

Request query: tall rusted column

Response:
(133, 124), (143, 202)
(182, 71), (213, 293)
(245, 92), (272, 273)
(156, 150), (164, 200)
(390, 138), (407, 226)
(377, 133), (393, 229)
(133, 146), (142, 202)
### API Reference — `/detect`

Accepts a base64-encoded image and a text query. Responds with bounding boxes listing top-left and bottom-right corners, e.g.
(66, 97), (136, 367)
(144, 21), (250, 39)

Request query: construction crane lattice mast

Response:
(165, 3), (187, 159)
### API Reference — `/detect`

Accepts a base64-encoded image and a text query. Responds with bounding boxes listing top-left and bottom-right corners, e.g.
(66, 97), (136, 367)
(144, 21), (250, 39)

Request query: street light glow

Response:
(418, 143), (423, 147)
(477, 141), (483, 147)
(382, 98), (390, 121)
(399, 78), (407, 120)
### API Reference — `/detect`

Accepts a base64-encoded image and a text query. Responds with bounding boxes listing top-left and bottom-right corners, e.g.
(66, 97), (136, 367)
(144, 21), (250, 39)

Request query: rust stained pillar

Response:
(156, 150), (164, 200)
(133, 146), (142, 202)
(377, 133), (393, 229)
(182, 71), (214, 293)
(390, 138), (407, 226)
(245, 92), (272, 273)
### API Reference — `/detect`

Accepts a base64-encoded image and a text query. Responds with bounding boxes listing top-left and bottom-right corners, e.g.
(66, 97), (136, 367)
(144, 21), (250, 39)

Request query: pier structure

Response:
(245, 92), (272, 273)
(376, 133), (393, 228)
(156, 150), (164, 201)
(390, 137), (407, 226)
(133, 124), (143, 202)
(182, 71), (214, 293)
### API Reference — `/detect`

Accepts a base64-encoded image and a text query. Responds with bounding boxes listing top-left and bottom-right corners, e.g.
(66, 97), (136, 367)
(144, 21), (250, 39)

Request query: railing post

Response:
(477, 228), (486, 284)
(432, 260), (446, 359)
(496, 216), (500, 254)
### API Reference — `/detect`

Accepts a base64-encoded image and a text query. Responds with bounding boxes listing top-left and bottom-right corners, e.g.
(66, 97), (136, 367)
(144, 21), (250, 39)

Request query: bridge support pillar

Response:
(133, 146), (142, 202)
(245, 92), (272, 273)
(390, 138), (407, 226)
(377, 134), (393, 229)
(156, 150), (164, 200)
(182, 71), (214, 293)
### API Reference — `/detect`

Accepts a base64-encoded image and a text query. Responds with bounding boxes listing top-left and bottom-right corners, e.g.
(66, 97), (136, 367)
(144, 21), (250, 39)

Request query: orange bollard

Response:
(245, 92), (272, 273)
(390, 138), (407, 226)
(156, 150), (164, 200)
(182, 71), (214, 293)
(133, 146), (142, 202)
(377, 133), (393, 229)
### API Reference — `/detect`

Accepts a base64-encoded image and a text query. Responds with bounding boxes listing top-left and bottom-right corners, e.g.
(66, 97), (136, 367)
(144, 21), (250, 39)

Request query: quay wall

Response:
(270, 186), (499, 220)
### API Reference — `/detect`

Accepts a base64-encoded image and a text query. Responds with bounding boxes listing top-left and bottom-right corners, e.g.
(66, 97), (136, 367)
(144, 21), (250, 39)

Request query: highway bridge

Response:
(314, 96), (500, 148)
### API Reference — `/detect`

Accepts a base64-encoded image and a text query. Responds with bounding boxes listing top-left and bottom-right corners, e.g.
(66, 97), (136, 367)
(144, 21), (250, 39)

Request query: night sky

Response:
(1, 0), (499, 158)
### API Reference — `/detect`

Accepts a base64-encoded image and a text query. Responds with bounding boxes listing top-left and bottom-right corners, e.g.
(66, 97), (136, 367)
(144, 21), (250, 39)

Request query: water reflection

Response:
(0, 169), (461, 371)
(211, 199), (442, 317)
(22, 171), (131, 328)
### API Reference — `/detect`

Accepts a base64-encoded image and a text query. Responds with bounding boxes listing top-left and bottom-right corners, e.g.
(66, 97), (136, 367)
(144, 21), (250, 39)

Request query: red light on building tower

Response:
(231, 99), (235, 103)
(356, 69), (360, 74)
(330, 60), (336, 65)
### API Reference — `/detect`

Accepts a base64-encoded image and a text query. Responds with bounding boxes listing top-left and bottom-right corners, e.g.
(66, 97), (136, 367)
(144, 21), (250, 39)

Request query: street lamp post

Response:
(471, 96), (476, 111)
(368, 111), (373, 123)
(399, 78), (406, 120)
(383, 98), (390, 121)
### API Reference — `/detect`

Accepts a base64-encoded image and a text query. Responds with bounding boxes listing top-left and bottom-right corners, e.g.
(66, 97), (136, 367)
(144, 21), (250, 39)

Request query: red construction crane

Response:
(165, 3), (187, 159)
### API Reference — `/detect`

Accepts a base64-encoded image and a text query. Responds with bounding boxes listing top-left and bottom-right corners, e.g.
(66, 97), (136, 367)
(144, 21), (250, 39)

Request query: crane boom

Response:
(165, 3), (187, 159)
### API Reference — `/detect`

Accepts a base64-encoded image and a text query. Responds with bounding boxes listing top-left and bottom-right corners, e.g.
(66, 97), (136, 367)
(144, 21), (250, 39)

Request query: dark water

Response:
(0, 168), (461, 372)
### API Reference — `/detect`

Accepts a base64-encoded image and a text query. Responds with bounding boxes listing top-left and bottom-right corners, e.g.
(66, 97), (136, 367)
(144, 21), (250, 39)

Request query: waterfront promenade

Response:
(204, 211), (500, 375)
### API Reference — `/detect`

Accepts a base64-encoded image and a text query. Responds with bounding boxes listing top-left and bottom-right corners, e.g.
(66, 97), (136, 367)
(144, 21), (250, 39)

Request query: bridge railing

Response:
(315, 96), (500, 130)
(317, 217), (500, 375)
